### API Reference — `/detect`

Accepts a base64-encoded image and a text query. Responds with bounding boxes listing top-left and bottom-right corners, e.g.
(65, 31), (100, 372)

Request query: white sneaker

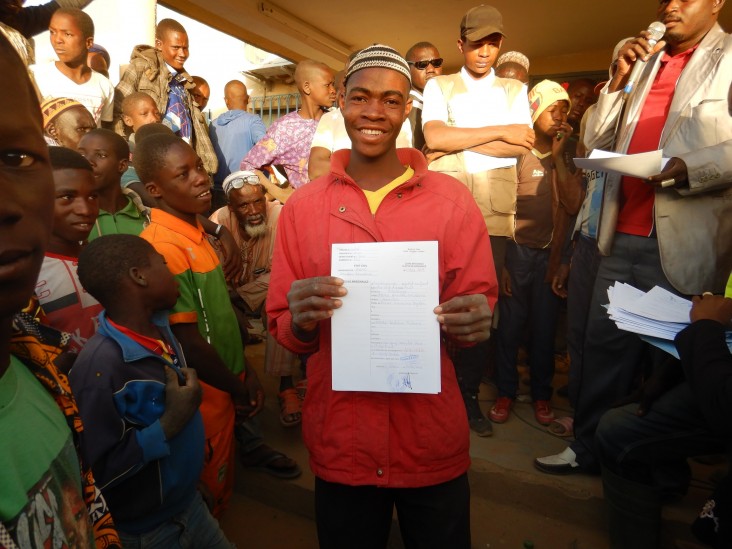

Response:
(534, 447), (581, 475)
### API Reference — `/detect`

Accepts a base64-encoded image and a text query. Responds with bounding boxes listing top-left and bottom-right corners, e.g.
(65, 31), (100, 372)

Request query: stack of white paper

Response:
(606, 282), (732, 357)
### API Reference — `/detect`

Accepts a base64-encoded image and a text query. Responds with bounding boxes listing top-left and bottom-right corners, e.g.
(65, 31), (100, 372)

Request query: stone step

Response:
(238, 338), (717, 548)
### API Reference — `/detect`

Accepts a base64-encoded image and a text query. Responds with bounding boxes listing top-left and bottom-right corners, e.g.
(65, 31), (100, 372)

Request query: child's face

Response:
(0, 48), (54, 318)
(147, 141), (211, 217)
(78, 133), (126, 190)
(534, 100), (569, 139)
(51, 169), (99, 247)
(48, 107), (96, 150)
(141, 250), (180, 310)
(49, 12), (92, 65)
(156, 30), (189, 72)
(123, 98), (161, 133)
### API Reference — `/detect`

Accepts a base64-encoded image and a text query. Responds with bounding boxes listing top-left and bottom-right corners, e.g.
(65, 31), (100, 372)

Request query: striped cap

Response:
(345, 44), (411, 84)
(41, 97), (85, 129)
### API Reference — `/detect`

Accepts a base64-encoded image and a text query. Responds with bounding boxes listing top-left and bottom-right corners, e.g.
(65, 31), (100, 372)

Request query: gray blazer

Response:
(585, 23), (732, 295)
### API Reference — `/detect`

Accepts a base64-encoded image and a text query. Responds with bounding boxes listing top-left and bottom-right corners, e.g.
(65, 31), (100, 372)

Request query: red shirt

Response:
(616, 46), (696, 236)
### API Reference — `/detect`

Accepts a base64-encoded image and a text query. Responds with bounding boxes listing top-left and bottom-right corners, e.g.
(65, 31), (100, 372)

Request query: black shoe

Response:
(463, 392), (492, 437)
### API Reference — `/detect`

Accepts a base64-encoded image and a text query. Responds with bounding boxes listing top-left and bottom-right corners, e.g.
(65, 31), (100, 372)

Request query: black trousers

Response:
(314, 473), (470, 549)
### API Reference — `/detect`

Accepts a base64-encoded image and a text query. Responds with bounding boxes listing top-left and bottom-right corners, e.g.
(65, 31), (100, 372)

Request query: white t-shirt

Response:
(31, 62), (114, 125)
(421, 67), (532, 173)
(310, 108), (413, 152)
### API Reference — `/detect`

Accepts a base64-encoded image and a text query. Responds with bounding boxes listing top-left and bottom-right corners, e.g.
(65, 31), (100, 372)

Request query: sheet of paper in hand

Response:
(331, 241), (441, 393)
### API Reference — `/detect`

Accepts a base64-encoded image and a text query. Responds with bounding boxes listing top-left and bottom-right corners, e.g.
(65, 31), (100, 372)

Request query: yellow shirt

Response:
(361, 167), (414, 214)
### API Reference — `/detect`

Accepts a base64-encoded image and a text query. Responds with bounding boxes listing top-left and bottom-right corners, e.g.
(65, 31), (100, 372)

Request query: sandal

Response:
(547, 416), (574, 437)
(245, 331), (265, 345)
(278, 387), (302, 427)
(295, 378), (308, 401)
(239, 444), (302, 479)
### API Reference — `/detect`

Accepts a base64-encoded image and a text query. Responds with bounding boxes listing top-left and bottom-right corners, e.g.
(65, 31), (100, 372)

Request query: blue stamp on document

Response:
(388, 355), (417, 391)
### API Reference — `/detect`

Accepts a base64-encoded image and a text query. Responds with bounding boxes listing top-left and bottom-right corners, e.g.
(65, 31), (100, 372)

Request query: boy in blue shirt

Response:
(70, 233), (232, 547)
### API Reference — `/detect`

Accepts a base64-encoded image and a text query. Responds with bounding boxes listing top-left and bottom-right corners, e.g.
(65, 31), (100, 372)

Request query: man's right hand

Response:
(501, 125), (535, 149)
(159, 366), (203, 439)
(609, 33), (666, 91)
(690, 294), (732, 326)
(287, 276), (346, 338)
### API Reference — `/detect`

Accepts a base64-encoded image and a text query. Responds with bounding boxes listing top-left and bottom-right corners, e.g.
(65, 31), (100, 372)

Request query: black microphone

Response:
(623, 21), (666, 96)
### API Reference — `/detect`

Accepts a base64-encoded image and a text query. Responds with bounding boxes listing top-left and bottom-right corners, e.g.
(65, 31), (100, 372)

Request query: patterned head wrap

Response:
(345, 44), (411, 85)
(40, 97), (85, 129)
(496, 51), (530, 72)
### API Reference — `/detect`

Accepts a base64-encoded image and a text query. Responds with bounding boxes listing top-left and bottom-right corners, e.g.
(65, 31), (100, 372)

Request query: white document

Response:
(330, 241), (441, 394)
(574, 149), (671, 179)
(607, 282), (690, 340)
(607, 282), (732, 358)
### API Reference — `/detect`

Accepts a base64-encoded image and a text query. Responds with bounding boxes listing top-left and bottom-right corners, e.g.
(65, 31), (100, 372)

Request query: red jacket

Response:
(267, 148), (498, 487)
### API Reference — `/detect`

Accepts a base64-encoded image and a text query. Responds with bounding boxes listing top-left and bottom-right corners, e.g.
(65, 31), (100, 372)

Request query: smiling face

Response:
(458, 33), (503, 80)
(156, 30), (189, 72)
(146, 141), (211, 223)
(49, 12), (92, 65)
(78, 132), (127, 191)
(340, 67), (412, 161)
(50, 168), (99, 254)
(0, 46), (54, 320)
(47, 106), (96, 150)
(658, 0), (724, 54)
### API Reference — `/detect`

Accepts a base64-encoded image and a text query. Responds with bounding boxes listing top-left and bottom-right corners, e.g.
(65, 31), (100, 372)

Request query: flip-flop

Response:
(240, 445), (302, 479)
(548, 416), (574, 437)
(279, 388), (302, 427)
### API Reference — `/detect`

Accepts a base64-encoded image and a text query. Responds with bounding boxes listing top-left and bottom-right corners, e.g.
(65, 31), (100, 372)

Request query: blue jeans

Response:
(495, 241), (561, 401)
(234, 416), (264, 454)
(571, 233), (682, 470)
(596, 382), (726, 490)
(118, 492), (233, 549)
(565, 234), (601, 408)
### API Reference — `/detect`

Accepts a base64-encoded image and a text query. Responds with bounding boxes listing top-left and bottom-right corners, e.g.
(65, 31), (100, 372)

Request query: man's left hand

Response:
(434, 294), (492, 343)
(646, 157), (688, 189)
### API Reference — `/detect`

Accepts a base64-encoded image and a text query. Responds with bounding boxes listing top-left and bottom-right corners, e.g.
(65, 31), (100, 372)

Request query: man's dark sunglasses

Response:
(407, 58), (444, 70)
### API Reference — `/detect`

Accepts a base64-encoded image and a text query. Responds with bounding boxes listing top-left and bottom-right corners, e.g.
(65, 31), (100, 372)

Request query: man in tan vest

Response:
(421, 4), (534, 436)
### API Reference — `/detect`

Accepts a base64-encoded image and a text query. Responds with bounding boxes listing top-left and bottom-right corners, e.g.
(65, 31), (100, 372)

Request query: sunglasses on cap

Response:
(228, 174), (260, 190)
(407, 58), (444, 70)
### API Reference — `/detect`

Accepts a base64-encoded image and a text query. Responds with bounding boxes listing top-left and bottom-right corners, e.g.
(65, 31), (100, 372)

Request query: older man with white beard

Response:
(210, 170), (304, 428)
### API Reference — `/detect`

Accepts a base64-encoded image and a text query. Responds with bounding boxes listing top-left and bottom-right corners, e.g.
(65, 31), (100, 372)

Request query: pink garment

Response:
(240, 111), (318, 189)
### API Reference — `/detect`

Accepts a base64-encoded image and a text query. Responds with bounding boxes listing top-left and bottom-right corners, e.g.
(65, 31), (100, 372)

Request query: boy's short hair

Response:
(48, 146), (93, 172)
(83, 128), (130, 160)
(55, 7), (95, 39)
(155, 18), (187, 40)
(135, 122), (175, 142)
(135, 133), (184, 184)
(121, 92), (156, 116)
(77, 234), (154, 307)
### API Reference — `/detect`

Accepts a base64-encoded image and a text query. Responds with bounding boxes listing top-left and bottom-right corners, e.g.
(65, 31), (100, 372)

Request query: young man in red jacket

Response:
(267, 44), (498, 548)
